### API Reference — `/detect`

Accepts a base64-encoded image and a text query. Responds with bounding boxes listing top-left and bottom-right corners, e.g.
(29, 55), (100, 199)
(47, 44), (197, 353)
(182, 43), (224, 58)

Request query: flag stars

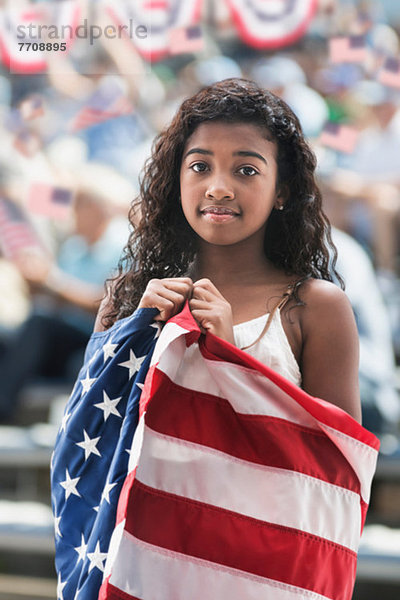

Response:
(54, 515), (62, 538)
(103, 339), (118, 362)
(74, 533), (88, 564)
(60, 469), (81, 500)
(60, 410), (71, 433)
(118, 349), (145, 379)
(150, 322), (162, 339)
(101, 479), (117, 504)
(80, 369), (96, 394)
(94, 391), (122, 421)
(87, 541), (108, 573)
(76, 429), (101, 461)
(57, 572), (67, 600)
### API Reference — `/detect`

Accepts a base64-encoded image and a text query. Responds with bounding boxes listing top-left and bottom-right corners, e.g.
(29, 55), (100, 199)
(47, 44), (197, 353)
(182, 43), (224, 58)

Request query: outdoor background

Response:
(0, 1), (399, 599)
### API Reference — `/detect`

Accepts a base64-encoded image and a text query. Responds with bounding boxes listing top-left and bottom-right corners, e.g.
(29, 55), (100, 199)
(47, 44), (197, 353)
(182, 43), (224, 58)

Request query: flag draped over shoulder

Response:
(99, 303), (379, 600)
(51, 307), (160, 600)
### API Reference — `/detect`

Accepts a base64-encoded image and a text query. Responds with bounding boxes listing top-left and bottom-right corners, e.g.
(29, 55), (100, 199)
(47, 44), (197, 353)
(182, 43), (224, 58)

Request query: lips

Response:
(200, 205), (240, 223)
(200, 206), (239, 216)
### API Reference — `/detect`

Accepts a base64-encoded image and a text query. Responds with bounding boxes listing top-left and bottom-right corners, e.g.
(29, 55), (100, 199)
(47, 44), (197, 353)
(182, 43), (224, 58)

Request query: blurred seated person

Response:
(0, 164), (135, 422)
(331, 227), (399, 435)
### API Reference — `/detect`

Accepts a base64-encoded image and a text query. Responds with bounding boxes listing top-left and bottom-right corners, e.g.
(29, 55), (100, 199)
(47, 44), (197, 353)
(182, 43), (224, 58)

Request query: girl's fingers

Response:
(192, 278), (224, 301)
(161, 278), (193, 294)
(155, 289), (186, 310)
(149, 293), (183, 321)
(189, 297), (211, 311)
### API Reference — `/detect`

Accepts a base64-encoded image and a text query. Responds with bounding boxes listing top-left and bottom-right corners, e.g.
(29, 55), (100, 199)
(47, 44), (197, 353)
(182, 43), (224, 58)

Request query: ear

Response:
(274, 184), (289, 210)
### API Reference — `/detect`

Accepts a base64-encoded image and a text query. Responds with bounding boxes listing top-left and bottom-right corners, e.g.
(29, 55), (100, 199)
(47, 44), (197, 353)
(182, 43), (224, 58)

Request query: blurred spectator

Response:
(0, 164), (134, 422)
(331, 227), (400, 433)
(339, 80), (400, 182)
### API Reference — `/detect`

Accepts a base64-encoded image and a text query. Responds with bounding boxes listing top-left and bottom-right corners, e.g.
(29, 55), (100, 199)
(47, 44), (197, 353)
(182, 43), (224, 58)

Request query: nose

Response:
(205, 174), (235, 201)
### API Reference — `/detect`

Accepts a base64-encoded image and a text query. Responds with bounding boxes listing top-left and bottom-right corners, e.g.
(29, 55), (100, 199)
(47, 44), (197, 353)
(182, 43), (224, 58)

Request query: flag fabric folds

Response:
(98, 303), (379, 600)
(225, 0), (317, 50)
(51, 308), (161, 600)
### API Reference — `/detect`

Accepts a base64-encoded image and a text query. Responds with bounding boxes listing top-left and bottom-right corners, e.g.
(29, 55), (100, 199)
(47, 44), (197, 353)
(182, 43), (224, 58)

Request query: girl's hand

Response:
(138, 277), (193, 322)
(189, 278), (235, 345)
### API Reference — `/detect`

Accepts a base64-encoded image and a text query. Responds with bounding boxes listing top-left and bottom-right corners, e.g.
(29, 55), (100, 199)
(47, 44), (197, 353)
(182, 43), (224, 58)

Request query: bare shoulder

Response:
(300, 277), (350, 309)
(297, 278), (361, 422)
(297, 279), (353, 332)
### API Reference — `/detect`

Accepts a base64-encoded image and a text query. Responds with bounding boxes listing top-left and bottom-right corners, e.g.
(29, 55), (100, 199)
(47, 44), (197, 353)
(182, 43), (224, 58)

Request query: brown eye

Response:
(238, 166), (258, 176)
(191, 162), (208, 173)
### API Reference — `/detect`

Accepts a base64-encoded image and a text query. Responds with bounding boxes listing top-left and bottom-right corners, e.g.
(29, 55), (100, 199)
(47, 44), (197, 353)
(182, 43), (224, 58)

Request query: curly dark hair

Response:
(104, 78), (342, 328)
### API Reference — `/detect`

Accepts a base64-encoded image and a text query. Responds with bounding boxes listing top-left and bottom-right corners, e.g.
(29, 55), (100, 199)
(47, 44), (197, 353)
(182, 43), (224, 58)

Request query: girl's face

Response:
(179, 121), (282, 248)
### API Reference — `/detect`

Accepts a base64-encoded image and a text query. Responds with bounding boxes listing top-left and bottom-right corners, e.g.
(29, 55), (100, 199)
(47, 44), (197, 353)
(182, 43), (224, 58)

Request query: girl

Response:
(96, 77), (361, 422)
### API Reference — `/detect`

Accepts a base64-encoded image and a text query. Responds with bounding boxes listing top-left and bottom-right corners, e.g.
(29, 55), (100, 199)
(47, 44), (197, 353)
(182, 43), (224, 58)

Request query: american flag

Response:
(225, 0), (317, 50)
(27, 183), (73, 220)
(69, 79), (133, 132)
(329, 35), (367, 64)
(51, 307), (161, 600)
(168, 25), (204, 55)
(319, 121), (359, 154)
(0, 197), (42, 260)
(53, 302), (379, 600)
(378, 56), (400, 89)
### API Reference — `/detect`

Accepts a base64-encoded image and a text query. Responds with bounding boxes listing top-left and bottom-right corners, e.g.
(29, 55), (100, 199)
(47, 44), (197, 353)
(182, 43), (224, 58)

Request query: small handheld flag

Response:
(69, 79), (133, 132)
(168, 25), (204, 55)
(0, 197), (42, 259)
(329, 35), (367, 64)
(378, 57), (400, 89)
(27, 183), (73, 220)
(319, 121), (359, 154)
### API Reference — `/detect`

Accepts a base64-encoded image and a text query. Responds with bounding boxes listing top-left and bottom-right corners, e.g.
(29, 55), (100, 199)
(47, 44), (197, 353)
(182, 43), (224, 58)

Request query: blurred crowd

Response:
(0, 0), (399, 437)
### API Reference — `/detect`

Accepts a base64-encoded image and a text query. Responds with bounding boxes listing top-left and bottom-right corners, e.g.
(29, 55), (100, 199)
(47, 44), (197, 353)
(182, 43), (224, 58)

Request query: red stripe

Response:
(125, 480), (357, 600)
(226, 0), (317, 50)
(116, 468), (137, 525)
(145, 371), (361, 494)
(99, 578), (140, 600)
(200, 334), (379, 450)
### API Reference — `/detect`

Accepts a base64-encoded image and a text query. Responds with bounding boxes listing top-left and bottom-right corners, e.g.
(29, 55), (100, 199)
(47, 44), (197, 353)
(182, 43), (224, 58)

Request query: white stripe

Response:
(136, 426), (361, 551)
(128, 414), (145, 473)
(155, 337), (318, 428)
(228, 0), (313, 42)
(103, 520), (125, 580)
(109, 530), (332, 600)
(150, 322), (188, 367)
(319, 423), (378, 504)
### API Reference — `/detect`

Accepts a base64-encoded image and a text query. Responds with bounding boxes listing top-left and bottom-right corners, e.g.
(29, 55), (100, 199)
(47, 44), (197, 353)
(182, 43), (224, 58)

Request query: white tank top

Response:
(233, 307), (302, 387)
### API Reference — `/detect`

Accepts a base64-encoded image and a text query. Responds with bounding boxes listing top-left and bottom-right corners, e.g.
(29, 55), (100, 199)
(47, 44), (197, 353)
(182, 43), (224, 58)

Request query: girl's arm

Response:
(299, 280), (362, 423)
